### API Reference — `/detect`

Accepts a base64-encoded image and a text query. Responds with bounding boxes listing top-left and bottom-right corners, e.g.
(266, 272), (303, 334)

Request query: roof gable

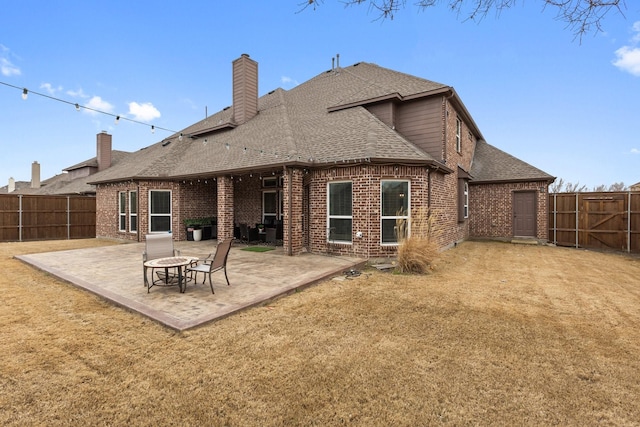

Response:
(470, 140), (554, 183)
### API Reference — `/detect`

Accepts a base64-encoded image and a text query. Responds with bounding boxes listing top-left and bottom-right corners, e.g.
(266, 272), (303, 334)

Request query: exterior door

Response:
(513, 191), (536, 237)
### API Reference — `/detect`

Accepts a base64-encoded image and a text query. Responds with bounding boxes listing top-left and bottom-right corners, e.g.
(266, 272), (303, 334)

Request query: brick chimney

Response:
(232, 54), (258, 124)
(97, 131), (112, 171)
(31, 161), (41, 189)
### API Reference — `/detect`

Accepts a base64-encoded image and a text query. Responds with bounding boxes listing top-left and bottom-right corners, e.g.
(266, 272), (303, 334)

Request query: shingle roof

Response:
(470, 140), (554, 183)
(90, 62), (449, 183)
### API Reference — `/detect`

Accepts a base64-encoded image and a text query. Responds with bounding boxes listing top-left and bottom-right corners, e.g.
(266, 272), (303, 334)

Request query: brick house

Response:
(90, 54), (554, 257)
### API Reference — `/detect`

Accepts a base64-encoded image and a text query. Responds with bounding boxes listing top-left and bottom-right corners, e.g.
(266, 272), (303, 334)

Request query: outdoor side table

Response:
(143, 256), (198, 293)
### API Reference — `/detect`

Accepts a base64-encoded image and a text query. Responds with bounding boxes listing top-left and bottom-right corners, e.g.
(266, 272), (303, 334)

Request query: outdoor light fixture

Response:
(151, 125), (155, 134)
(75, 103), (80, 111)
(22, 88), (28, 100)
(115, 115), (120, 125)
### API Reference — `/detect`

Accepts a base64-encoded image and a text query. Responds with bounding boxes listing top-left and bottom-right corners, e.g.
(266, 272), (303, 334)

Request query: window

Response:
(327, 181), (352, 243)
(455, 117), (462, 153)
(129, 191), (138, 232)
(463, 181), (469, 219)
(118, 192), (126, 232)
(263, 190), (278, 224)
(149, 190), (172, 232)
(458, 178), (469, 221)
(381, 180), (410, 244)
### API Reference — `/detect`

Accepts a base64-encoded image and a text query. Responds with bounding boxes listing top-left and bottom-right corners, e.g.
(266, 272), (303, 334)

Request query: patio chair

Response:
(143, 234), (180, 287)
(186, 238), (233, 294)
(265, 227), (276, 245)
(239, 223), (249, 244)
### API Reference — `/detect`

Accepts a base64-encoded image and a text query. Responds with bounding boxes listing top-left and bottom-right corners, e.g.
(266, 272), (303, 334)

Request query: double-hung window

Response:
(149, 190), (172, 232)
(327, 181), (352, 243)
(129, 191), (138, 232)
(381, 180), (410, 244)
(118, 192), (126, 232)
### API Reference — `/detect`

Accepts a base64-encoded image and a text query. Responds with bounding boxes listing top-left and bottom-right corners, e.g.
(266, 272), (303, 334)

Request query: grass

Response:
(241, 246), (275, 252)
(1, 239), (639, 425)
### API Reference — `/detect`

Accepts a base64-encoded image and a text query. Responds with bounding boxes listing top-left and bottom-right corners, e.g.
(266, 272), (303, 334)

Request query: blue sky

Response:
(1, 1), (638, 189)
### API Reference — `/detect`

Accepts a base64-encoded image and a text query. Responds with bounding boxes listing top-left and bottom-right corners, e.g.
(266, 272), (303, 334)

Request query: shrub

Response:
(396, 208), (439, 274)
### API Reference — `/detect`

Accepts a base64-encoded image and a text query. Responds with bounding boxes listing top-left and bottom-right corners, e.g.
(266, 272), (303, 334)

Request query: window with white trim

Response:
(327, 181), (352, 243)
(381, 180), (410, 244)
(455, 117), (462, 153)
(149, 190), (172, 232)
(118, 192), (126, 232)
(129, 191), (138, 232)
(463, 181), (469, 219)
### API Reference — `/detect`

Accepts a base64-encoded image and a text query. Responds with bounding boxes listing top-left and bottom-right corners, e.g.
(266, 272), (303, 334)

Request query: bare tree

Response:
(301, 0), (626, 39)
(551, 179), (628, 193)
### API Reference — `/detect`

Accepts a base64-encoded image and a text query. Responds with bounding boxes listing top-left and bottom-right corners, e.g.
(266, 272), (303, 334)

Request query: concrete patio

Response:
(16, 239), (365, 331)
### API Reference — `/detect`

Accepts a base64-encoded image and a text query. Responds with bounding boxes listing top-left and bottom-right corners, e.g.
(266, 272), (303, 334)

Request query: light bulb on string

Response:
(151, 125), (155, 134)
(115, 116), (120, 125)
(75, 103), (80, 111)
(22, 88), (28, 100)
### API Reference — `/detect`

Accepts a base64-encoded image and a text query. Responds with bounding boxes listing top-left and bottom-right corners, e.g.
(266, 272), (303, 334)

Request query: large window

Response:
(149, 190), (172, 232)
(118, 192), (126, 232)
(327, 181), (352, 243)
(381, 180), (410, 244)
(129, 191), (138, 232)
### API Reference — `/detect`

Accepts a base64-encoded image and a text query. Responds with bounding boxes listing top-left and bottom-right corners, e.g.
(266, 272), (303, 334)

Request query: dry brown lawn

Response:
(1, 239), (639, 426)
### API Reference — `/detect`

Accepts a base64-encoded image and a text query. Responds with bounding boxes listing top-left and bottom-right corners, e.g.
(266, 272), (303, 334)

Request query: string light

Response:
(1, 79), (375, 165)
(1, 80), (177, 135)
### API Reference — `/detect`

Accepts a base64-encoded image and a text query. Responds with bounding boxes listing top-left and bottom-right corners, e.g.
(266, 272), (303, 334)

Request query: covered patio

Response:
(17, 239), (365, 331)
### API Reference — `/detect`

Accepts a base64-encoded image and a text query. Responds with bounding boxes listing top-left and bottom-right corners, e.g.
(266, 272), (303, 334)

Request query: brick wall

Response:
(306, 164), (450, 258)
(469, 181), (549, 240)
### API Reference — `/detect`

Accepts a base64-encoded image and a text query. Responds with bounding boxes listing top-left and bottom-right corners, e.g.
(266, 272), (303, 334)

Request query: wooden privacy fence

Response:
(549, 192), (640, 253)
(0, 194), (96, 242)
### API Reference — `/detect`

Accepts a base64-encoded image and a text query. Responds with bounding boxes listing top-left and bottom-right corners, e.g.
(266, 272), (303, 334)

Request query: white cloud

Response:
(0, 45), (21, 76)
(85, 96), (114, 115)
(281, 76), (299, 87)
(127, 101), (161, 121)
(613, 21), (640, 76)
(67, 88), (88, 98)
(631, 148), (640, 154)
(40, 82), (62, 95)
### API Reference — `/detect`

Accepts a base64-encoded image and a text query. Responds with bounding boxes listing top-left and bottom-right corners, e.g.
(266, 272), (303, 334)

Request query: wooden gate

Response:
(0, 194), (96, 242)
(549, 192), (640, 253)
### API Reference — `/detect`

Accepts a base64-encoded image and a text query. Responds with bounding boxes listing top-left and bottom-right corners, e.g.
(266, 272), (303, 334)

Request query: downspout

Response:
(427, 168), (432, 209)
(137, 182), (141, 242)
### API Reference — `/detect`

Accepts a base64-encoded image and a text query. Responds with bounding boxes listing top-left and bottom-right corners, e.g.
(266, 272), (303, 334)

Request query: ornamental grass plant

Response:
(396, 208), (440, 274)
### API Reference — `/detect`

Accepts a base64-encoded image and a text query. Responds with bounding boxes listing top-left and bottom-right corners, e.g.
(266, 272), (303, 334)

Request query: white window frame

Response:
(327, 181), (353, 244)
(455, 117), (462, 153)
(381, 180), (410, 245)
(463, 181), (469, 219)
(263, 190), (279, 224)
(118, 191), (126, 232)
(129, 191), (138, 233)
(148, 190), (172, 233)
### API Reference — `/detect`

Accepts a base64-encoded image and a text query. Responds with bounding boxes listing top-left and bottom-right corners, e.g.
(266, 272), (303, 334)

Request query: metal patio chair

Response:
(186, 238), (233, 294)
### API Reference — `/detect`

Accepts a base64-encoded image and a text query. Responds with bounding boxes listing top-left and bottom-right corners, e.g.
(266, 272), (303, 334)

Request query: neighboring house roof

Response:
(631, 181), (640, 190)
(470, 140), (555, 184)
(2, 150), (130, 195)
(90, 62), (456, 184)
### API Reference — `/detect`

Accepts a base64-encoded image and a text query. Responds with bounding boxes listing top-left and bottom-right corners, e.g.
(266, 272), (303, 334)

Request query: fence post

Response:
(575, 193), (579, 249)
(553, 193), (557, 245)
(628, 191), (632, 253)
(18, 194), (23, 242)
(67, 196), (71, 240)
